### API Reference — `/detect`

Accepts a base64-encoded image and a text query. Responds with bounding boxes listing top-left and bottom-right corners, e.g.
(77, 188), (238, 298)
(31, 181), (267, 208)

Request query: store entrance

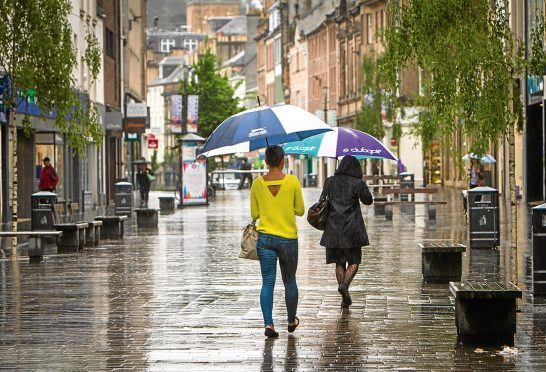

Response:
(526, 104), (544, 202)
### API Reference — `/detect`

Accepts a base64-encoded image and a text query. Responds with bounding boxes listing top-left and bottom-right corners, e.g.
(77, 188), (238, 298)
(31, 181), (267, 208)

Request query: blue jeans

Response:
(257, 233), (299, 327)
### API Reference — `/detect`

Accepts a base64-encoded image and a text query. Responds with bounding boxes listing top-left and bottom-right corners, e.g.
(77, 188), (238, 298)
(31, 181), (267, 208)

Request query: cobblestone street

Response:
(1, 188), (546, 370)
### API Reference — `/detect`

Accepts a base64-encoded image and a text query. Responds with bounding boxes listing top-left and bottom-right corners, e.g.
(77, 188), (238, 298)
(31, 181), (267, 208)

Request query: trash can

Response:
(467, 187), (499, 248)
(308, 174), (317, 187)
(399, 172), (414, 201)
(31, 191), (57, 230)
(532, 203), (546, 295)
(114, 182), (132, 216)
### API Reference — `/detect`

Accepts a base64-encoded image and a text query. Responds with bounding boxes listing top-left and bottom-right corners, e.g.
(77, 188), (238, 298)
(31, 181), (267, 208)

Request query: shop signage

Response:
(126, 102), (148, 118)
(123, 117), (146, 133)
(148, 138), (159, 149)
(105, 111), (122, 130)
(124, 132), (140, 142)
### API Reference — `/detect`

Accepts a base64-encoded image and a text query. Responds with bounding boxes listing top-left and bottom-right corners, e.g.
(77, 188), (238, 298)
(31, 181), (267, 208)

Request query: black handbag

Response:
(307, 182), (330, 230)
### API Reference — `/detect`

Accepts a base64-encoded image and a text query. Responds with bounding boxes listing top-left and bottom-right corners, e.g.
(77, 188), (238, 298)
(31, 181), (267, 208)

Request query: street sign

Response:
(148, 138), (159, 149)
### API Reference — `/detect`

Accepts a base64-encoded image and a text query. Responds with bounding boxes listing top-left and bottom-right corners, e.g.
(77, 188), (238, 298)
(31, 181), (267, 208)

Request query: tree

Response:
(356, 52), (387, 141)
(383, 0), (546, 284)
(0, 0), (102, 258)
(186, 46), (242, 137)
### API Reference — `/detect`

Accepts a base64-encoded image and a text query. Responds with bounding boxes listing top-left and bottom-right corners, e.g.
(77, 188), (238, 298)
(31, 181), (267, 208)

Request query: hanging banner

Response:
(187, 95), (199, 133)
(182, 160), (207, 205)
(171, 95), (183, 133)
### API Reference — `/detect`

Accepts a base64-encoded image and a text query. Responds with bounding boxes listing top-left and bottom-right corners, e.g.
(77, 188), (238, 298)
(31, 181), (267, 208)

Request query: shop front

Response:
(35, 132), (65, 198)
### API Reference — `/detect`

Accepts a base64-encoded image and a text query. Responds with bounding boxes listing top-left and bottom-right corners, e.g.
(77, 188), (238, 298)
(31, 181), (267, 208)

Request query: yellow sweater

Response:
(250, 175), (305, 239)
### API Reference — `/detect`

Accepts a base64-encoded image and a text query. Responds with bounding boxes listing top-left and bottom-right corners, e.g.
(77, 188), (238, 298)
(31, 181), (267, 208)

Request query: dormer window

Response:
(183, 39), (197, 51)
(269, 6), (280, 31)
(160, 39), (175, 53)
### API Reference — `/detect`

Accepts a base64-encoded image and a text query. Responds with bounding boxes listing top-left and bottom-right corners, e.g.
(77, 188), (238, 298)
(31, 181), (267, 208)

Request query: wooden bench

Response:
(68, 203), (103, 247)
(52, 204), (88, 250)
(95, 215), (127, 239)
(450, 281), (522, 345)
(158, 196), (176, 212)
(0, 231), (62, 262)
(419, 242), (466, 282)
(134, 208), (159, 228)
(380, 187), (446, 220)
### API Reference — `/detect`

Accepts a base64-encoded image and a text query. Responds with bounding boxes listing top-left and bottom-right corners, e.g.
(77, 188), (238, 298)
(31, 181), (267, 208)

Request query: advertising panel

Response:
(187, 95), (199, 133)
(171, 95), (183, 133)
(182, 159), (207, 205)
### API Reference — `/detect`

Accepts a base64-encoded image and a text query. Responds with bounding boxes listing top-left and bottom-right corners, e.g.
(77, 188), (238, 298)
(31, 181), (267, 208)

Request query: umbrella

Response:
(462, 153), (496, 163)
(282, 127), (398, 161)
(200, 104), (333, 157)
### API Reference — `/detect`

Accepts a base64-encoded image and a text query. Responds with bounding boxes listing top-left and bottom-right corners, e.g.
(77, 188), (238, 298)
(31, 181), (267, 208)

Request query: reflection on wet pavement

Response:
(0, 188), (545, 370)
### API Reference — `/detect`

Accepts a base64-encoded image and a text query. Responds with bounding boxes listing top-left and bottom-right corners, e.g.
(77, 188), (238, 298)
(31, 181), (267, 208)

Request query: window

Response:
(366, 14), (373, 44)
(160, 39), (175, 53)
(183, 39), (197, 51)
(273, 36), (281, 65)
(269, 7), (280, 31)
(380, 10), (385, 41)
(106, 28), (115, 58)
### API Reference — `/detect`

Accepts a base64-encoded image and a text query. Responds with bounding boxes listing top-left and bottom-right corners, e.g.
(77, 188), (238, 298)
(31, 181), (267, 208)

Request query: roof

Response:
(158, 56), (186, 66)
(216, 16), (247, 35)
(222, 50), (245, 67)
(301, 0), (339, 36)
(149, 63), (188, 87)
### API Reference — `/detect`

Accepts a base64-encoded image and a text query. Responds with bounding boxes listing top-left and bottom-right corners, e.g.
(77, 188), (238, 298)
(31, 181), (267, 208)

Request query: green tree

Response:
(186, 46), (242, 137)
(356, 52), (387, 141)
(383, 0), (546, 284)
(0, 0), (102, 258)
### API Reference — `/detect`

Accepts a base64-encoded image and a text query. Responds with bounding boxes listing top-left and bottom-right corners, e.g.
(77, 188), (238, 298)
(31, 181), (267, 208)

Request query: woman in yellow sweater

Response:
(251, 145), (305, 338)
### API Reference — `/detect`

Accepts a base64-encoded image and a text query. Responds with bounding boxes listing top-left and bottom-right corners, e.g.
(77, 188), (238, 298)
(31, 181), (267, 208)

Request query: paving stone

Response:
(0, 189), (545, 370)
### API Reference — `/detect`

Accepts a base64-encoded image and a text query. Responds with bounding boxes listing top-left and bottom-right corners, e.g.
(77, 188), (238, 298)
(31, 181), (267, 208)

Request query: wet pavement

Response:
(1, 188), (546, 370)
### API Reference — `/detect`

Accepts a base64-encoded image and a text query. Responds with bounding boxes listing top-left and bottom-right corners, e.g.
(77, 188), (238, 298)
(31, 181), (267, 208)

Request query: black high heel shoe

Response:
(265, 327), (279, 338)
(338, 284), (352, 306)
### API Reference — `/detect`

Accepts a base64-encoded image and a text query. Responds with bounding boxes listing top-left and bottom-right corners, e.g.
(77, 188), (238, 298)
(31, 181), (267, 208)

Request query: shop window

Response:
(35, 133), (64, 198)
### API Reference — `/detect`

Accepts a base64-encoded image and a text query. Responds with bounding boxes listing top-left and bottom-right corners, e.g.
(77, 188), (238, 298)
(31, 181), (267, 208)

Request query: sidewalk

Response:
(0, 188), (545, 370)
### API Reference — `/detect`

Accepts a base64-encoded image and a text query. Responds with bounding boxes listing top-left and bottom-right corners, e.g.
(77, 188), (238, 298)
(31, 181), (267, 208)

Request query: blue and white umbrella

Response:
(462, 153), (496, 163)
(200, 104), (333, 157)
(283, 127), (398, 161)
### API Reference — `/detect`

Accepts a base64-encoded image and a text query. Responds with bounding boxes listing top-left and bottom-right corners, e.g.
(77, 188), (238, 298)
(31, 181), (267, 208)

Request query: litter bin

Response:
(114, 181), (132, 216)
(399, 172), (414, 201)
(532, 203), (546, 295)
(308, 174), (317, 188)
(31, 191), (57, 230)
(467, 186), (499, 248)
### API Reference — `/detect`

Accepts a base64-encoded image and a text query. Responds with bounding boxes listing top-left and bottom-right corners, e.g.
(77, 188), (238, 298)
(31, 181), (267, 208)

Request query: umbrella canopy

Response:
(200, 104), (333, 157)
(462, 153), (496, 163)
(282, 127), (398, 161)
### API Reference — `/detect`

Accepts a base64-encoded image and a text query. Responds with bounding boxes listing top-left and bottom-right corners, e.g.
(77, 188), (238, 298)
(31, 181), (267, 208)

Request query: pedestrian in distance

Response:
(468, 158), (482, 189)
(39, 157), (59, 192)
(319, 155), (373, 309)
(238, 158), (253, 189)
(136, 157), (154, 206)
(250, 145), (305, 338)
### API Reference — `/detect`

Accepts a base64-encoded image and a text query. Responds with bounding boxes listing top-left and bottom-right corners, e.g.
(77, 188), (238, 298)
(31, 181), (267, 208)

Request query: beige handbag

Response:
(239, 220), (258, 260)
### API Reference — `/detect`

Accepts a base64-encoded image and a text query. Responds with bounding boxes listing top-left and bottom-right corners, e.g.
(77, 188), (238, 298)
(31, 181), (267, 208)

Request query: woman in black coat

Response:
(319, 155), (373, 308)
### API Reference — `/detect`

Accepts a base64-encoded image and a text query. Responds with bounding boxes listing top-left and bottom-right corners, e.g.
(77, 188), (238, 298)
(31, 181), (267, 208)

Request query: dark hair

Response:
(43, 157), (50, 162)
(265, 145), (285, 167)
(335, 156), (363, 179)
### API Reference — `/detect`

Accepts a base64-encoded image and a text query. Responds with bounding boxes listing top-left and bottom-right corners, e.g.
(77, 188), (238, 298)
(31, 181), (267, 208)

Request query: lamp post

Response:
(178, 65), (191, 206)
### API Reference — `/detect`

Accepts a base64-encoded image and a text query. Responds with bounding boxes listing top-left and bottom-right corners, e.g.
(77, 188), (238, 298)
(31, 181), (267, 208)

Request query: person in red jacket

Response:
(39, 157), (59, 192)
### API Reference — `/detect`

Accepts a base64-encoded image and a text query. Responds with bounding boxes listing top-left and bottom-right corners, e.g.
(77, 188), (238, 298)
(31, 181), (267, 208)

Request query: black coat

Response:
(319, 171), (373, 249)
